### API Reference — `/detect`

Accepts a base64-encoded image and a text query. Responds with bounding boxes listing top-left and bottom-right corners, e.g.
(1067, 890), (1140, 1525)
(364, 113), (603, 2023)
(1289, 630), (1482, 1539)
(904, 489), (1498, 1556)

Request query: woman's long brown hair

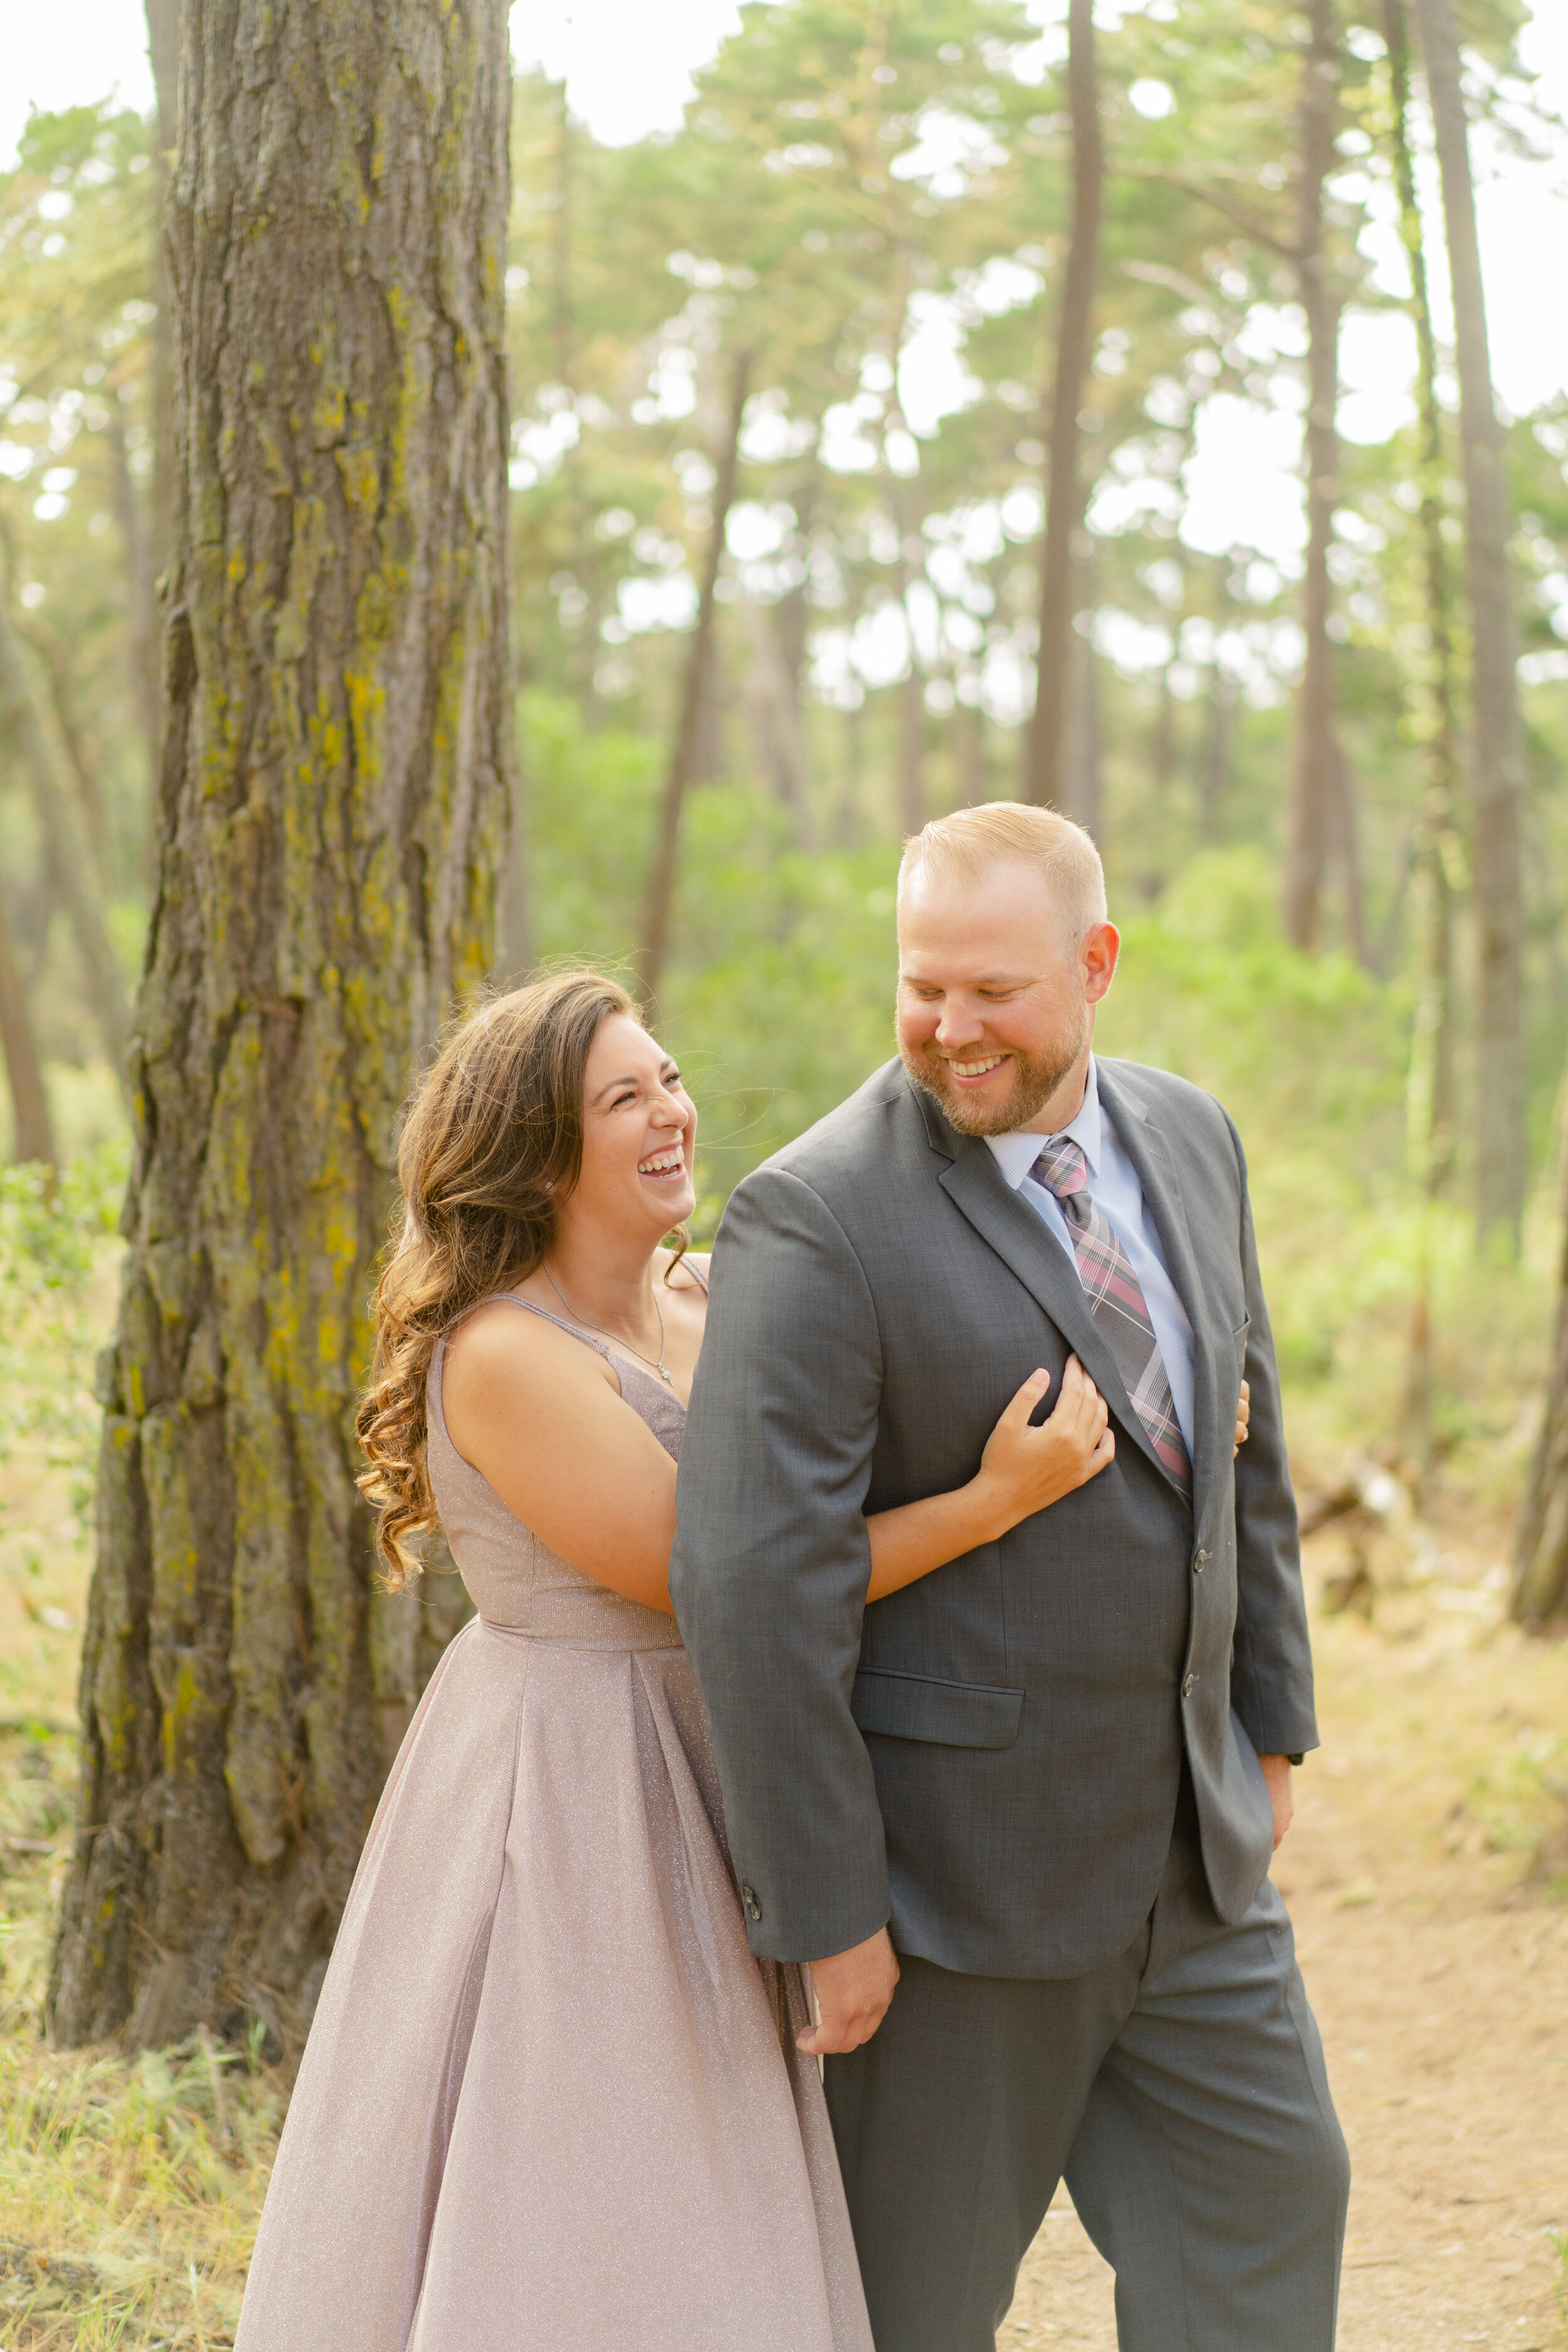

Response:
(356, 970), (658, 1584)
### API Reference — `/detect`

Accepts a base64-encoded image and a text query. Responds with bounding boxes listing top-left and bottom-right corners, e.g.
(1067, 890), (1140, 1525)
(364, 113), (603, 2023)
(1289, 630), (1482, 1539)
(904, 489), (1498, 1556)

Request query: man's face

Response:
(896, 859), (1119, 1136)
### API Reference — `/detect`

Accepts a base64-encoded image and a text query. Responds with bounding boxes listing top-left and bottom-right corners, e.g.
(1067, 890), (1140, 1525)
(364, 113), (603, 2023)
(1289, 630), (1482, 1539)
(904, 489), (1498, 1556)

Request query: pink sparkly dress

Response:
(236, 1291), (871, 2352)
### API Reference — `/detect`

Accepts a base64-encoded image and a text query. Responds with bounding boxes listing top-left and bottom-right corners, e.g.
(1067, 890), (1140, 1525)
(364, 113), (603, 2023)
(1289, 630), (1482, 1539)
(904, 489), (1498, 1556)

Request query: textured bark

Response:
(640, 347), (751, 1008)
(1412, 0), (1526, 1249)
(0, 885), (56, 1166)
(50, 0), (511, 2053)
(1282, 0), (1342, 950)
(1023, 0), (1101, 809)
(0, 600), (132, 1094)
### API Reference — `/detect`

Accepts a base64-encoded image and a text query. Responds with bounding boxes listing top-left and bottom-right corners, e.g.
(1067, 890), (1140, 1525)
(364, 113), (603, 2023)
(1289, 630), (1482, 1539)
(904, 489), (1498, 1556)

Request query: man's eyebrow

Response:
(899, 970), (1036, 987)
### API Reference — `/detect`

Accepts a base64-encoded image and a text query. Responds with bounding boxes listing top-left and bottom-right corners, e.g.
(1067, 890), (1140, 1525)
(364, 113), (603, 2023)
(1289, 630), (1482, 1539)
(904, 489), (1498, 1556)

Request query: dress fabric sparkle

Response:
(235, 1295), (871, 2352)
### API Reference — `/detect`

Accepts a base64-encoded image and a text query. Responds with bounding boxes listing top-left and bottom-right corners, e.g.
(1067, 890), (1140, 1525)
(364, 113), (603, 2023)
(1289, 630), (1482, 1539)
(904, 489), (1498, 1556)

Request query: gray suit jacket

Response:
(670, 1056), (1316, 1979)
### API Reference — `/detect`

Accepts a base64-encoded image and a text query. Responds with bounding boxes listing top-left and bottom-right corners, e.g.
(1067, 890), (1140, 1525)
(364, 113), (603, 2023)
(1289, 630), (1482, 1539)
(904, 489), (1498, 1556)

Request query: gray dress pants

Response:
(824, 1782), (1350, 2352)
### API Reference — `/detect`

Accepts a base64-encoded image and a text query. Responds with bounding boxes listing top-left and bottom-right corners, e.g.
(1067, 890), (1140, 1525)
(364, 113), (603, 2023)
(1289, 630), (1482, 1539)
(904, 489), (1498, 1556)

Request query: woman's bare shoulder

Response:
(443, 1293), (617, 1399)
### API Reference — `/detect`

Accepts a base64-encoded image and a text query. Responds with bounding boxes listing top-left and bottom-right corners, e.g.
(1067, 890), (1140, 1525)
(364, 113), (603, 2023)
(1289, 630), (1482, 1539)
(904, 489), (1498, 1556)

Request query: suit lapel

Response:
(928, 1118), (1178, 1495)
(1094, 1061), (1226, 1528)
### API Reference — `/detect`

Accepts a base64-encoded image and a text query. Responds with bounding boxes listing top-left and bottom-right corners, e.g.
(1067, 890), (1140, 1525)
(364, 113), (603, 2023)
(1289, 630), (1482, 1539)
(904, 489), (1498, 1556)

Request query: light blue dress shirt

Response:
(983, 1055), (1197, 1454)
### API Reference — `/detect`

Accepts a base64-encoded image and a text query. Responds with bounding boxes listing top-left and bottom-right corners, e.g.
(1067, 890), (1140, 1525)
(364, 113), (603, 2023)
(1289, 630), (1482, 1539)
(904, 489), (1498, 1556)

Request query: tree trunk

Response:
(960, 686), (987, 808)
(1328, 742), (1372, 972)
(640, 347), (751, 1009)
(1387, 0), (1460, 1486)
(1200, 671), (1232, 843)
(1283, 0), (1342, 950)
(1152, 665), (1177, 800)
(0, 600), (132, 1095)
(1065, 549), (1101, 838)
(1412, 0), (1527, 1250)
(23, 619), (115, 897)
(49, 0), (512, 2055)
(896, 659), (925, 839)
(0, 886), (56, 1166)
(107, 394), (164, 794)
(1514, 1128), (1568, 1624)
(742, 595), (814, 843)
(144, 0), (183, 792)
(1023, 0), (1102, 809)
(837, 697), (864, 847)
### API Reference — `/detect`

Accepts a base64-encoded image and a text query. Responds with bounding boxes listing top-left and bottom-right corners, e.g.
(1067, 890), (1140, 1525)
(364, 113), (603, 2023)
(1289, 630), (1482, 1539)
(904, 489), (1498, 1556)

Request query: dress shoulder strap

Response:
(679, 1254), (711, 1296)
(473, 1291), (615, 1364)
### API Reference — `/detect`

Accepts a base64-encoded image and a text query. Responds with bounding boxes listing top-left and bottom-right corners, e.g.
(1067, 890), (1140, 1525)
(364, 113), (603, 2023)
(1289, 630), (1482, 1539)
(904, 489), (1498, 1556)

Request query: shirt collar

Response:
(983, 1054), (1102, 1191)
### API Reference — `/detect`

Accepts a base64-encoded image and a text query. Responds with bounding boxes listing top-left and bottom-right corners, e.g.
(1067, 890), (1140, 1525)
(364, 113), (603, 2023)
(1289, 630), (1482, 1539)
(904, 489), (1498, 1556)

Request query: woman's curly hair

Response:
(356, 969), (653, 1584)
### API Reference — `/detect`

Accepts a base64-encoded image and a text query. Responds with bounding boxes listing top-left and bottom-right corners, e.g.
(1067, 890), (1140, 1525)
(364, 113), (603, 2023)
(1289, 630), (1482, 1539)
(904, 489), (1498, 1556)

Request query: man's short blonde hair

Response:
(898, 802), (1108, 946)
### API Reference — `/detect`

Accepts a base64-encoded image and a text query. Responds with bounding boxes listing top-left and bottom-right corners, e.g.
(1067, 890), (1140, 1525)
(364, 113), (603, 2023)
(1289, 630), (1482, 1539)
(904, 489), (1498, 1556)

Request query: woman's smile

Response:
(638, 1142), (688, 1183)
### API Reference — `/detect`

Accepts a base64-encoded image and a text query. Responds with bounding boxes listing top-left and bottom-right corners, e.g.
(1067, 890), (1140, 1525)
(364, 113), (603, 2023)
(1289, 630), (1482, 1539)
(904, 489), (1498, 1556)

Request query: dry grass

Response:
(0, 1156), (285, 2348)
(0, 1804), (281, 2346)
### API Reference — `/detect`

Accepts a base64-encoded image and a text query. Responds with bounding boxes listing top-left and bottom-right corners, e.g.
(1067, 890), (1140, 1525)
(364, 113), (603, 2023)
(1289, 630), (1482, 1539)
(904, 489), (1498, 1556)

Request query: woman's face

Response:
(567, 1014), (698, 1243)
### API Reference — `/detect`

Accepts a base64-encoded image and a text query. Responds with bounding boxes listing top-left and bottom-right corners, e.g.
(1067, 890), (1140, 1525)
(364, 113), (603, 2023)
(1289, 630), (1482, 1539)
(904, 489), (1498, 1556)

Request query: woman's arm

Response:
(443, 1303), (680, 1613)
(865, 1370), (1253, 1604)
(865, 1357), (1113, 1603)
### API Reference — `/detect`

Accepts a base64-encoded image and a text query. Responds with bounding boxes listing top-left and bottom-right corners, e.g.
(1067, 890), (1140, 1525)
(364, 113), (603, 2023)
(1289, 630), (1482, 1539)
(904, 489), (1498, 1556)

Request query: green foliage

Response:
(0, 1145), (125, 1547)
(527, 689), (901, 1215)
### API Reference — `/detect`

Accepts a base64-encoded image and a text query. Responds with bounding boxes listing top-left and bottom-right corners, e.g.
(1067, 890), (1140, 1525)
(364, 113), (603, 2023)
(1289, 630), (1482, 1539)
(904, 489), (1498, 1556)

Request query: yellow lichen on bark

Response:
(51, 0), (513, 2050)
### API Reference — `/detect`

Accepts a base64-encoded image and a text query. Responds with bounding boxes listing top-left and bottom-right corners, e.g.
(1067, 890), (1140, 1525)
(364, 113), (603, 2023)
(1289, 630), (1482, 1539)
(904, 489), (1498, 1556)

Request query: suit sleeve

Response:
(1223, 1110), (1320, 1759)
(669, 1165), (889, 1963)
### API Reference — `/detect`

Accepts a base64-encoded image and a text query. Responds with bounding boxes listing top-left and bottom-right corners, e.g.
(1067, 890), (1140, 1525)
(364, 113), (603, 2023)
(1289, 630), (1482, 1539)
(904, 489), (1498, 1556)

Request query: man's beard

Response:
(899, 1007), (1089, 1138)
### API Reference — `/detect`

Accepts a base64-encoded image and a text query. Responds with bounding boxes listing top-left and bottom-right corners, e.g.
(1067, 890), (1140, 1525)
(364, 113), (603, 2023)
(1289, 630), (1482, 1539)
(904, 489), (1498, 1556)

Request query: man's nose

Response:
(933, 1002), (983, 1048)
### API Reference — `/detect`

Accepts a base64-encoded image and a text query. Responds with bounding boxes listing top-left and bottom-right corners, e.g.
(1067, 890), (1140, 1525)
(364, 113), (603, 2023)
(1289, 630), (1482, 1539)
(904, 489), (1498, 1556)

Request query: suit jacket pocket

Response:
(851, 1666), (1024, 1750)
(1232, 1313), (1251, 1374)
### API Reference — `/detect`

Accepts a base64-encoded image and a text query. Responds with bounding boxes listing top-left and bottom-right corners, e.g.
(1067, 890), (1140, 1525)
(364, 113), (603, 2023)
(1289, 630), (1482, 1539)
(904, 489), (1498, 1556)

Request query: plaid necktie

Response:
(1031, 1135), (1192, 1500)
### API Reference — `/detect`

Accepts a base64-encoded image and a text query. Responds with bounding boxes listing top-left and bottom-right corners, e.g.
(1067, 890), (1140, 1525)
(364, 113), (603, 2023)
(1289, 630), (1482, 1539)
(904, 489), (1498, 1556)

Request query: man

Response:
(670, 803), (1348, 2352)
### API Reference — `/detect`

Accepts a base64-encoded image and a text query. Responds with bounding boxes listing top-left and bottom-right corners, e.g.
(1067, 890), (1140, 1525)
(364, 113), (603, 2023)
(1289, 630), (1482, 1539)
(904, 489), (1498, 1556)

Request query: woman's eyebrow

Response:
(591, 1073), (641, 1103)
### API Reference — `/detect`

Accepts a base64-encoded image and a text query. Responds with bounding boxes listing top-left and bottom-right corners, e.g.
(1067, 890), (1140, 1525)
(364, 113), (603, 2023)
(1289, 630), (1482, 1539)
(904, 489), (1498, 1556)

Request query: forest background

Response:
(4, 0), (1568, 1465)
(1, 0), (1567, 2343)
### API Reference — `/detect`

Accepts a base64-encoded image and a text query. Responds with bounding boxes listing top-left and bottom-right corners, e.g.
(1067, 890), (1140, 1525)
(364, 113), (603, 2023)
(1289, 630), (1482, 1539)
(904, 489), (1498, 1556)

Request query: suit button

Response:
(1193, 1549), (1208, 1573)
(741, 1883), (762, 1922)
(1182, 1673), (1197, 1698)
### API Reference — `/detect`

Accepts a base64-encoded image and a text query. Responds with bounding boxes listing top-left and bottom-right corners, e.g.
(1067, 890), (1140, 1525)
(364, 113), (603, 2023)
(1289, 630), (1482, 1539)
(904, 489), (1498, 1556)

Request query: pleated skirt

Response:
(235, 1617), (872, 2352)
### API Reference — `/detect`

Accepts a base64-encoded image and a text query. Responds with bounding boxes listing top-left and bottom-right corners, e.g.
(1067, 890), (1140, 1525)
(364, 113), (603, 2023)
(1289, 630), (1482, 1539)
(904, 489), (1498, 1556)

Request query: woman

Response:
(236, 972), (1234, 2352)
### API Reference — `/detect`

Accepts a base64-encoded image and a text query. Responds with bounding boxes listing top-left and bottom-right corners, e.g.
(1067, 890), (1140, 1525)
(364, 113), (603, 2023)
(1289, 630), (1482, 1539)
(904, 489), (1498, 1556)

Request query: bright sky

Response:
(5, 0), (1567, 613)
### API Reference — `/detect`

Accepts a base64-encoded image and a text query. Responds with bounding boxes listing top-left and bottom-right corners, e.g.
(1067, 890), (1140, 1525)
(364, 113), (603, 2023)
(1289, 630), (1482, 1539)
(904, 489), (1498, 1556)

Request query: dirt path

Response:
(1002, 1527), (1568, 2350)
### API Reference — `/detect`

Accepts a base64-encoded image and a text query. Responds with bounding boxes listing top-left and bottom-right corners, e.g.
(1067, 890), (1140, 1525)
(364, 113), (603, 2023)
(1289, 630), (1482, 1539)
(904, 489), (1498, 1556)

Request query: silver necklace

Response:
(542, 1263), (675, 1389)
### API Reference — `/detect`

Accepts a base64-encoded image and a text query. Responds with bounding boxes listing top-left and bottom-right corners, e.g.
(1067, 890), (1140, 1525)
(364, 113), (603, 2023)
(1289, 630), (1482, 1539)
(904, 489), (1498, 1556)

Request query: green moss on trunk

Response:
(50, 0), (511, 2053)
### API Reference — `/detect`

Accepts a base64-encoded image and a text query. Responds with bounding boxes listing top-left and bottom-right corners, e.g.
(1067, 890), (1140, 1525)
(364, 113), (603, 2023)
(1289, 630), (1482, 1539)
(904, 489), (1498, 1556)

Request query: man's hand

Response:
(1259, 1753), (1294, 1850)
(798, 1926), (899, 2056)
